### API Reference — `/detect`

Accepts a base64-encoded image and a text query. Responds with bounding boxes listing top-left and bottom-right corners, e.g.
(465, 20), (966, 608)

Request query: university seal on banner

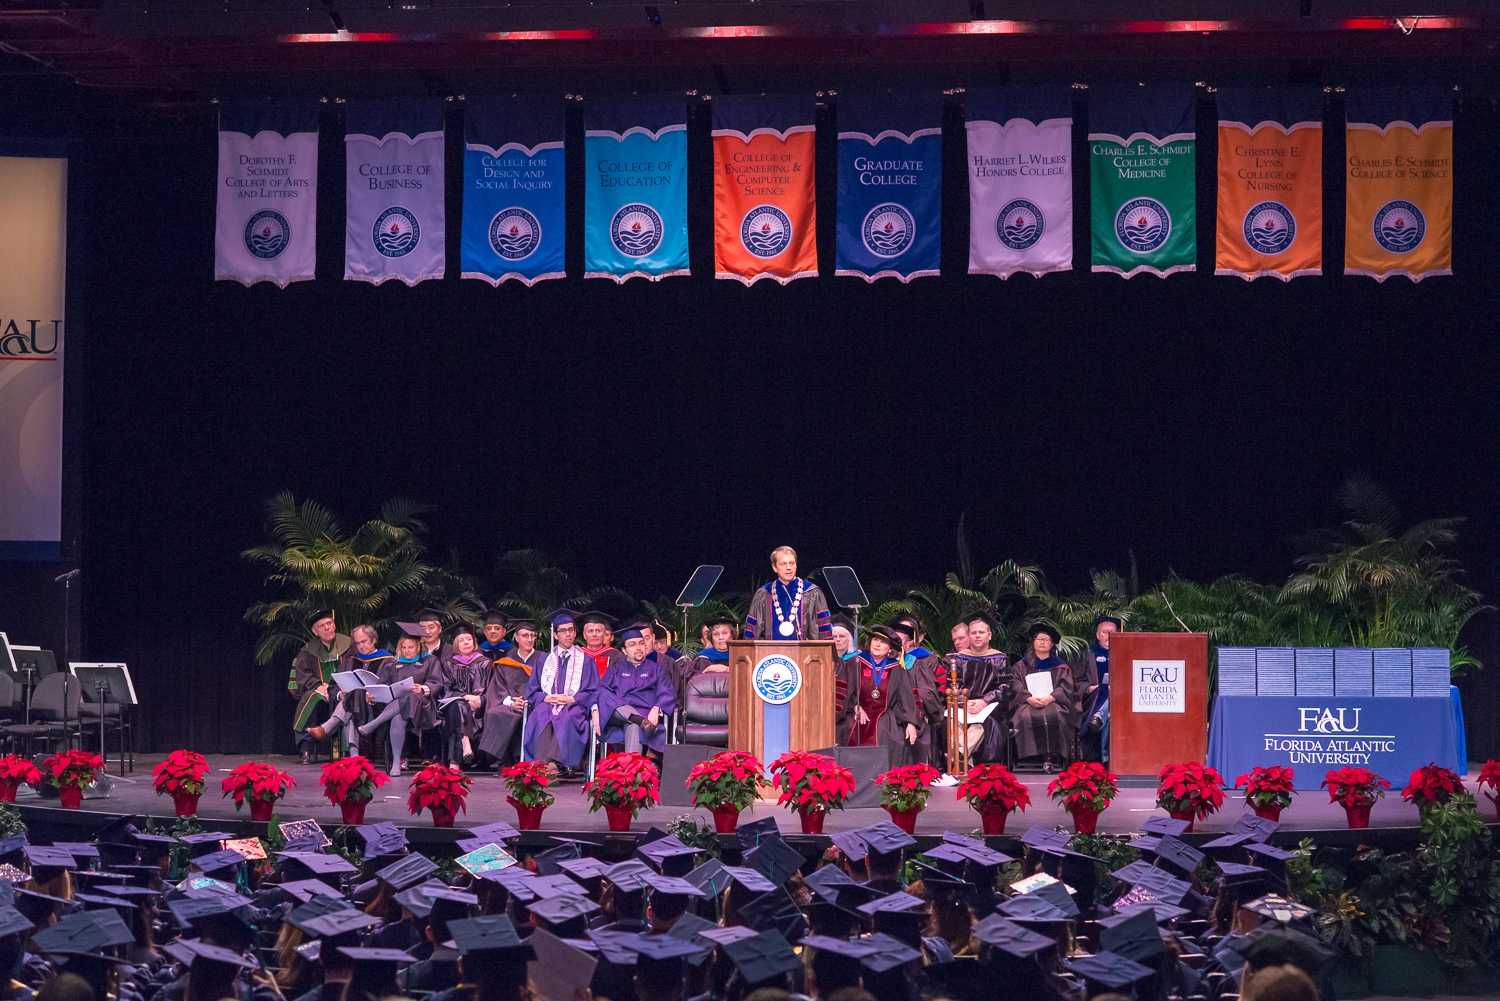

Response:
(610, 203), (664, 257)
(1243, 202), (1296, 255)
(740, 205), (793, 259)
(995, 199), (1044, 251)
(244, 210), (290, 260)
(1373, 200), (1426, 254)
(373, 207), (421, 258)
(752, 654), (802, 706)
(488, 207), (541, 261)
(1114, 197), (1171, 254)
(861, 203), (915, 258)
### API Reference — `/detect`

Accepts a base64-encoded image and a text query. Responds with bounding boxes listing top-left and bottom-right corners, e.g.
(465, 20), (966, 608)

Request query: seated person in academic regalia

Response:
(947, 612), (1011, 765)
(890, 615), (945, 766)
(578, 610), (626, 681)
(1078, 614), (1119, 763)
(290, 609), (351, 765)
(1009, 623), (1074, 772)
(479, 612), (513, 661)
(743, 545), (833, 641)
(522, 610), (599, 774)
(835, 625), (922, 765)
(436, 625), (488, 767)
(678, 614), (735, 694)
(306, 624), (391, 754)
(830, 615), (859, 662)
(593, 623), (676, 759)
(354, 634), (437, 776)
(469, 618), (538, 768)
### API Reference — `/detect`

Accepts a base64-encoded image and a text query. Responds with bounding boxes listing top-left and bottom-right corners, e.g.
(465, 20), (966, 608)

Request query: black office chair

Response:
(676, 672), (730, 748)
(1, 672), (82, 756)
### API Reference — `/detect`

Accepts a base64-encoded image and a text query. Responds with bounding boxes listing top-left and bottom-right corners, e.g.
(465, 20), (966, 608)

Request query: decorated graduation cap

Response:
(1113, 899), (1192, 924)
(721, 929), (800, 986)
(1066, 950), (1155, 993)
(1244, 893), (1315, 925)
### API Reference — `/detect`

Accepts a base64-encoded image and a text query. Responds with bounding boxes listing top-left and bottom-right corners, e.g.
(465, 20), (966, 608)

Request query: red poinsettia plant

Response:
(220, 761), (296, 809)
(407, 763), (472, 817)
(1047, 761), (1119, 813)
(1156, 761), (1227, 820)
(584, 752), (661, 815)
(320, 756), (390, 805)
(501, 761), (557, 809)
(874, 764), (942, 813)
(1478, 760), (1500, 801)
(956, 764), (1032, 813)
(769, 751), (857, 814)
(687, 751), (766, 811)
(0, 755), (41, 788)
(151, 750), (209, 798)
(1234, 765), (1296, 811)
(42, 749), (104, 790)
(1400, 762), (1465, 810)
(1321, 766), (1391, 809)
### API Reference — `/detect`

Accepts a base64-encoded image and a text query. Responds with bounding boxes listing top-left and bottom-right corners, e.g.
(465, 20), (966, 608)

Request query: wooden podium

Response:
(1108, 632), (1210, 777)
(727, 639), (836, 762)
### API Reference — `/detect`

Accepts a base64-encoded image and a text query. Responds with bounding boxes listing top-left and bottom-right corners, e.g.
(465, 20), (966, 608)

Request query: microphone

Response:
(53, 569), (80, 582)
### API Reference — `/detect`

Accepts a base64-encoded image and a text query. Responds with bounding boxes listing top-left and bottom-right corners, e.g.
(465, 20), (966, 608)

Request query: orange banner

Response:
(1215, 119), (1322, 280)
(1345, 120), (1452, 281)
(712, 97), (817, 284)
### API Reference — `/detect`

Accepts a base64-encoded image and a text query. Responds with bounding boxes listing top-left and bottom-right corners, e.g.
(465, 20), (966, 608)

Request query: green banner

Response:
(1090, 133), (1196, 277)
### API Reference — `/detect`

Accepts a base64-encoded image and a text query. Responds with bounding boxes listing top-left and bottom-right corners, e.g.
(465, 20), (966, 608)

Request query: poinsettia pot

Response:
(1169, 809), (1197, 832)
(172, 792), (201, 817)
(884, 805), (920, 834)
(1069, 805), (1101, 834)
(340, 801), (367, 825)
(798, 808), (826, 834)
(0, 780), (19, 804)
(976, 802), (1010, 835)
(507, 797), (546, 831)
(605, 804), (634, 832)
(430, 806), (455, 828)
(1253, 803), (1284, 821)
(249, 798), (275, 822)
(57, 786), (83, 809)
(1344, 802), (1372, 829)
(711, 805), (740, 834)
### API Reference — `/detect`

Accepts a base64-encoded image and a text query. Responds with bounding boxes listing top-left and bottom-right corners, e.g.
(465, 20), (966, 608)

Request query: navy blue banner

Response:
(460, 97), (566, 286)
(835, 93), (943, 282)
(1345, 86), (1453, 127)
(1215, 87), (1323, 129)
(219, 101), (319, 138)
(1208, 695), (1460, 790)
(1089, 86), (1196, 143)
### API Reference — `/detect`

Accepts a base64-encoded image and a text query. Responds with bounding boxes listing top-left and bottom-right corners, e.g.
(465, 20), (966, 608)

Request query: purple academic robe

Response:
(596, 656), (677, 754)
(523, 646), (598, 769)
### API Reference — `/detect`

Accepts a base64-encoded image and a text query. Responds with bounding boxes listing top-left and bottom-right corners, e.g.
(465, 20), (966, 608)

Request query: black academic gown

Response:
(475, 650), (539, 762)
(948, 652), (1011, 764)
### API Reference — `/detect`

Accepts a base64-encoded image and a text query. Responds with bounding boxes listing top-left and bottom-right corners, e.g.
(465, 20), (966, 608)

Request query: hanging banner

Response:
(1090, 88), (1197, 278)
(0, 153), (66, 560)
(214, 103), (318, 287)
(583, 97), (689, 282)
(344, 99), (445, 285)
(966, 87), (1073, 279)
(712, 95), (818, 285)
(460, 98), (566, 286)
(1215, 88), (1323, 281)
(1345, 88), (1453, 282)
(835, 94), (942, 282)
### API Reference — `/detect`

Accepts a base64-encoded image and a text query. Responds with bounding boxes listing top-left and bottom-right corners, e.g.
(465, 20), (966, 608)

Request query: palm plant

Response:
(242, 492), (434, 665)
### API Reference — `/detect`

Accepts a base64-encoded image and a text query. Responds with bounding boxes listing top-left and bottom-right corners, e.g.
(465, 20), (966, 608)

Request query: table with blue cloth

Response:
(1208, 693), (1462, 790)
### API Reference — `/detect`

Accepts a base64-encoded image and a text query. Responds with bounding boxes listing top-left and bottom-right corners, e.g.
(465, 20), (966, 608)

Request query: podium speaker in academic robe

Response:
(743, 546), (833, 641)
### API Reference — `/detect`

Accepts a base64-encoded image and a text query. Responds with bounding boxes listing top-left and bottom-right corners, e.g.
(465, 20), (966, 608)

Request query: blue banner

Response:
(1208, 695), (1459, 790)
(583, 97), (689, 282)
(460, 98), (566, 286)
(835, 94), (942, 282)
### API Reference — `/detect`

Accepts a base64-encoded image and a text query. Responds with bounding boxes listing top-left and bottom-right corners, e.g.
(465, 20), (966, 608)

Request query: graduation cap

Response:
(189, 850), (247, 878)
(470, 821), (522, 844)
(447, 915), (535, 959)
(166, 894), (255, 932)
(285, 894), (354, 930)
(95, 881), (161, 900)
(721, 929), (799, 985)
(161, 938), (258, 971)
(1231, 814), (1281, 841)
(642, 873), (707, 899)
(1023, 880), (1079, 920)
(299, 909), (382, 941)
(1140, 816), (1191, 838)
(615, 622), (648, 642)
(922, 956), (991, 1001)
(801, 932), (879, 959)
(529, 874), (588, 900)
(615, 930), (710, 978)
(1243, 894), (1315, 925)
(1125, 868), (1193, 905)
(1110, 860), (1160, 886)
(72, 893), (133, 912)
(33, 910), (135, 961)
(636, 835), (699, 877)
(276, 879), (345, 904)
(1152, 836), (1205, 877)
(746, 836), (804, 885)
(0, 905), (33, 939)
(857, 821), (917, 857)
(720, 865), (775, 894)
(586, 926), (641, 965)
(557, 856), (612, 883)
(393, 882), (472, 919)
(179, 831), (237, 850)
(858, 891), (929, 944)
(738, 887), (806, 942)
(856, 890), (926, 917)
(355, 823), (409, 860)
(0, 836), (28, 860)
(25, 846), (77, 874)
(828, 831), (868, 863)
(803, 863), (856, 902)
(859, 931), (922, 974)
(278, 851), (357, 881)
(576, 610), (615, 629)
(1098, 909), (1165, 963)
(530, 840), (583, 876)
(376, 853), (438, 891)
(1199, 831), (1256, 856)
(832, 882), (884, 915)
(735, 816), (781, 850)
(995, 894), (1071, 925)
(548, 609), (578, 628)
(476, 870), (538, 904)
(527, 894), (599, 928)
(1241, 924), (1337, 975)
(337, 944), (417, 981)
(1112, 900), (1191, 924)
(972, 914), (1054, 957)
(1020, 826), (1074, 856)
(1065, 950), (1155, 993)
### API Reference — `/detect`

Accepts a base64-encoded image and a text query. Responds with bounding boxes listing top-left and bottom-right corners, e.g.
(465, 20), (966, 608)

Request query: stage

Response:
(13, 753), (1492, 850)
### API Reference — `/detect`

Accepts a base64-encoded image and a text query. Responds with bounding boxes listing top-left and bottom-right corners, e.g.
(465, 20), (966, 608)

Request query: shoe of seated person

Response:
(307, 725), (327, 742)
